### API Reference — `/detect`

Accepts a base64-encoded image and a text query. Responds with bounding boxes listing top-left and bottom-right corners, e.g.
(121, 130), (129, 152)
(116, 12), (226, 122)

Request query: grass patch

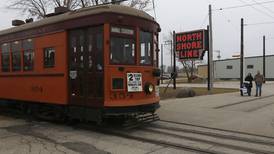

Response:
(160, 87), (238, 100)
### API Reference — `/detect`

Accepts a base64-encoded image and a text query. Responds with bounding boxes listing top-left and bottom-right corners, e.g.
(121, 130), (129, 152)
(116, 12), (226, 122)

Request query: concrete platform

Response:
(158, 81), (274, 137)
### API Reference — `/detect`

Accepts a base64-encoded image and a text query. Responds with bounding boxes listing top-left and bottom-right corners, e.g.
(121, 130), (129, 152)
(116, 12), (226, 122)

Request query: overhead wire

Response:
(250, 0), (274, 14)
(199, 13), (209, 28)
(210, 1), (274, 57)
(245, 21), (274, 26)
(214, 0), (274, 11)
(236, 0), (274, 19)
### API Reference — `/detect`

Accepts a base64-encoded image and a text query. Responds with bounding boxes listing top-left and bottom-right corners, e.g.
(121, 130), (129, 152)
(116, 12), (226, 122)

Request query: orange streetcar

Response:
(0, 4), (161, 123)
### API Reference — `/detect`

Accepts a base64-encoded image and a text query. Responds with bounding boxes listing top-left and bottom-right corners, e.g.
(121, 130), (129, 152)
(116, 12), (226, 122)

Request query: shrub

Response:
(176, 88), (196, 98)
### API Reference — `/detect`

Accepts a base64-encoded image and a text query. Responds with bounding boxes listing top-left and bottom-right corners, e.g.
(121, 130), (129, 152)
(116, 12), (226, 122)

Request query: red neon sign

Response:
(175, 30), (208, 60)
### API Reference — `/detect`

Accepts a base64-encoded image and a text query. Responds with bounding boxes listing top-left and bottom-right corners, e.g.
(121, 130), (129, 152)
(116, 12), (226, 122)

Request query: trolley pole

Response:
(208, 5), (214, 92)
(173, 31), (177, 89)
(240, 18), (244, 93)
(263, 35), (266, 81)
(161, 44), (164, 84)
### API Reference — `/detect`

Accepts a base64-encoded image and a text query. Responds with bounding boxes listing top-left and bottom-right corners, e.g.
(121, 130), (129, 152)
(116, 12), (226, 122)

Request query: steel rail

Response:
(214, 94), (274, 109)
(96, 128), (225, 154)
(150, 124), (274, 146)
(160, 120), (274, 140)
(142, 128), (274, 154)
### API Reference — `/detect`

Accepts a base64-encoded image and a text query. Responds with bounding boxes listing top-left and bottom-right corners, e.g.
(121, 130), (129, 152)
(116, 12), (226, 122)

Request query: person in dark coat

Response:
(254, 70), (264, 97)
(245, 73), (253, 96)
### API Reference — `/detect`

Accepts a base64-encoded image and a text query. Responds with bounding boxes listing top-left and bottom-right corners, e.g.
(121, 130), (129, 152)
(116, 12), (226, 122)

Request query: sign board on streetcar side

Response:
(127, 73), (142, 92)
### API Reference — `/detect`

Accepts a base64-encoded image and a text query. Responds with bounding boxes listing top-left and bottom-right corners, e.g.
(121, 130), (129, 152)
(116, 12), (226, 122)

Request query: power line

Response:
(215, 0), (274, 11)
(245, 21), (274, 26)
(236, 0), (274, 19)
(250, 0), (274, 14)
(199, 13), (208, 28)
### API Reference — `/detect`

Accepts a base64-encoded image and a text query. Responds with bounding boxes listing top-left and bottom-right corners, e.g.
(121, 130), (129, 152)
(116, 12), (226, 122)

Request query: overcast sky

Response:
(0, 0), (273, 63)
(150, 0), (274, 61)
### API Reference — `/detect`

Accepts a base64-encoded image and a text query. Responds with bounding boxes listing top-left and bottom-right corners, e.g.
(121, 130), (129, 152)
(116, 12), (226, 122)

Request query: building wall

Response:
(213, 55), (274, 80)
(197, 65), (208, 78)
(266, 56), (274, 78)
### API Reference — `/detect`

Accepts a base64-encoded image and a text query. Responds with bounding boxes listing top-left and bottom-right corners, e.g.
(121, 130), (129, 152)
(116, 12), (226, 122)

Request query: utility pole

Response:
(208, 5), (214, 92)
(173, 31), (177, 89)
(240, 18), (244, 95)
(263, 35), (266, 80)
(207, 26), (210, 91)
(161, 44), (164, 84)
(170, 41), (173, 70)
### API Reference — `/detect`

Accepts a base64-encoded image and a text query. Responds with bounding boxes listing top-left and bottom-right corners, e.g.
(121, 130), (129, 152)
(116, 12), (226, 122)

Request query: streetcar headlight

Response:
(145, 83), (154, 94)
(148, 84), (154, 93)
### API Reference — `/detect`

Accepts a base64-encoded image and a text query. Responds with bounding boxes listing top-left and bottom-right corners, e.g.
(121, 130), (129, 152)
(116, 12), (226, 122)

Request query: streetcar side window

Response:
(140, 31), (152, 65)
(11, 41), (22, 72)
(44, 47), (55, 68)
(23, 39), (34, 71)
(153, 34), (159, 67)
(1, 43), (10, 72)
(110, 26), (135, 65)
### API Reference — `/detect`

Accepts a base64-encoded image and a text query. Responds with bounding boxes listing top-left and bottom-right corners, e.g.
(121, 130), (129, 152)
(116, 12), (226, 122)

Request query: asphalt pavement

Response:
(0, 81), (273, 153)
(158, 81), (274, 137)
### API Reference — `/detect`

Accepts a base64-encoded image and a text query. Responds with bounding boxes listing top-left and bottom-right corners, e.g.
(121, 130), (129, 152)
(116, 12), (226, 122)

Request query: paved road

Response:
(0, 116), (194, 154)
(0, 81), (273, 154)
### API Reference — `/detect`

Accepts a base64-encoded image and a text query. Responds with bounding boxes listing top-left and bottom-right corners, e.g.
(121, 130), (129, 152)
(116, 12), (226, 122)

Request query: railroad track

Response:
(2, 103), (274, 154)
(145, 120), (274, 153)
(159, 120), (274, 141)
(88, 120), (274, 154)
(93, 127), (224, 154)
(214, 94), (274, 109)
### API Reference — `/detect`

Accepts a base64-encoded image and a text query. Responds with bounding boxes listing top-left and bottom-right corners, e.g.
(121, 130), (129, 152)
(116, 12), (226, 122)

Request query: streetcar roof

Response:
(0, 4), (155, 36)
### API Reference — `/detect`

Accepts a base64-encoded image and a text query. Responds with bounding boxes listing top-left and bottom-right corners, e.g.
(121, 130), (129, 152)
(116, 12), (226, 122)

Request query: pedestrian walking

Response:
(254, 70), (264, 97)
(245, 73), (253, 96)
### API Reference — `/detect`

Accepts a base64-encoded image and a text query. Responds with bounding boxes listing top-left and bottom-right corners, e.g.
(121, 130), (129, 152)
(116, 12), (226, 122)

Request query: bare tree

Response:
(180, 60), (197, 83)
(124, 0), (151, 11)
(8, 0), (151, 19)
(8, 0), (49, 18)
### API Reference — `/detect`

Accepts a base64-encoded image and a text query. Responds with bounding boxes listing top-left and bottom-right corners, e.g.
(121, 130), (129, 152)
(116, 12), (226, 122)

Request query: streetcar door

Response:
(69, 30), (86, 105)
(69, 27), (104, 106)
(86, 26), (104, 106)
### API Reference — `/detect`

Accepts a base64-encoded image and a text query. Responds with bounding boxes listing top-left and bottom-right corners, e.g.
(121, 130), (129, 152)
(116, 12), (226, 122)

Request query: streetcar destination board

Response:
(175, 29), (208, 60)
(127, 73), (142, 92)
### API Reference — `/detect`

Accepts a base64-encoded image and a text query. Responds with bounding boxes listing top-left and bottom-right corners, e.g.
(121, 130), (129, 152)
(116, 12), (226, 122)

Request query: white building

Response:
(214, 55), (274, 80)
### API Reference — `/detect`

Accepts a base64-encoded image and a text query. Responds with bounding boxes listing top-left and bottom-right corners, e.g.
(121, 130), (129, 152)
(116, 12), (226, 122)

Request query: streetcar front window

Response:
(110, 37), (135, 65)
(140, 31), (152, 65)
(110, 26), (135, 65)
